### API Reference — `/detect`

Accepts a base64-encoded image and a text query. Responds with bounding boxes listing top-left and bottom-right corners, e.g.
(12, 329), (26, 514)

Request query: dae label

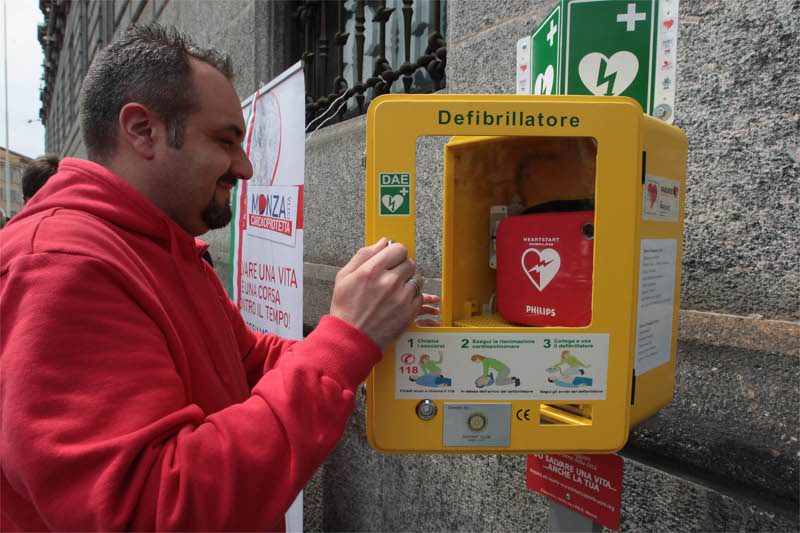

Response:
(378, 173), (411, 215)
(395, 332), (609, 400)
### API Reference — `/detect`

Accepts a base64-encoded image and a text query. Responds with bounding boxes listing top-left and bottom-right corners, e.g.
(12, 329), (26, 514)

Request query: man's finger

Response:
(410, 290), (424, 314)
(389, 259), (417, 289)
(362, 242), (409, 272)
(401, 272), (426, 300)
(337, 238), (387, 279)
(421, 293), (440, 305)
(417, 305), (441, 316)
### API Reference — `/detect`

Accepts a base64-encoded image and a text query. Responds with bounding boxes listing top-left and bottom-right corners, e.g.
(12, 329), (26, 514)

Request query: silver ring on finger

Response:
(405, 276), (423, 296)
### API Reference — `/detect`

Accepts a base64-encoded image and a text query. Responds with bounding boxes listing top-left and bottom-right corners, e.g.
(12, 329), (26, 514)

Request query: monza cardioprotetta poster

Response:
(231, 63), (304, 341)
(230, 62), (305, 531)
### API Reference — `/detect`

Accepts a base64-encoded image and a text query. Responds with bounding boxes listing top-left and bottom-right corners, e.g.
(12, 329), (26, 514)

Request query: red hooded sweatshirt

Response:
(0, 158), (381, 531)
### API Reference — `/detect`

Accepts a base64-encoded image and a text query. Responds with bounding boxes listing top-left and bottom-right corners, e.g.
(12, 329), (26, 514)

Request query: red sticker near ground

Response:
(527, 454), (623, 531)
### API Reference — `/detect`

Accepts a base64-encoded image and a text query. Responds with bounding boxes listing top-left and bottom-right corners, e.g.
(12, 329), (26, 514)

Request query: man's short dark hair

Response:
(79, 23), (234, 161)
(22, 153), (61, 202)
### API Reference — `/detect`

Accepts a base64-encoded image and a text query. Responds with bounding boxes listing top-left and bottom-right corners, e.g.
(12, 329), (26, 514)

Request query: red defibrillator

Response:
(496, 200), (594, 327)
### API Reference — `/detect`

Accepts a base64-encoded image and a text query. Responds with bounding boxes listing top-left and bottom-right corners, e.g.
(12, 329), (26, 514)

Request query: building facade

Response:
(38, 0), (799, 531)
(0, 147), (33, 221)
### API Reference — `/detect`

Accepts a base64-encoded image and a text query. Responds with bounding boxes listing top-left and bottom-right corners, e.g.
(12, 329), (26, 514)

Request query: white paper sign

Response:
(395, 333), (609, 401)
(634, 239), (678, 375)
(643, 174), (680, 222)
(653, 0), (679, 123)
(516, 36), (532, 94)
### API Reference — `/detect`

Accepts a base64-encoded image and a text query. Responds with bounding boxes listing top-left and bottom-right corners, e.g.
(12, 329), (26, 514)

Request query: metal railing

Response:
(297, 0), (447, 128)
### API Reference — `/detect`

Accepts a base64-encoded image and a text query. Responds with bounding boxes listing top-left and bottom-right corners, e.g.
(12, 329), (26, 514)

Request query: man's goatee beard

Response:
(201, 197), (233, 230)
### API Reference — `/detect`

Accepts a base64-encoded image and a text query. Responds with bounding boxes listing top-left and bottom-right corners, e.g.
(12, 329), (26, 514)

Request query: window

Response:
(296, 0), (447, 127)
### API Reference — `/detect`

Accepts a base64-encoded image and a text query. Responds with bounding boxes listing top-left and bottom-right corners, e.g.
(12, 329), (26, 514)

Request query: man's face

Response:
(158, 59), (252, 236)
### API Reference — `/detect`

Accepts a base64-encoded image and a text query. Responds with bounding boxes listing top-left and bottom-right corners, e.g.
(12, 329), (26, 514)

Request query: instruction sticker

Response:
(642, 174), (680, 222)
(634, 239), (678, 375)
(395, 333), (609, 400)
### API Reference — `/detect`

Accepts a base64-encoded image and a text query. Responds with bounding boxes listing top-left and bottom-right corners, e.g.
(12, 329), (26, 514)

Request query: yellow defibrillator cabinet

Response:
(365, 94), (687, 454)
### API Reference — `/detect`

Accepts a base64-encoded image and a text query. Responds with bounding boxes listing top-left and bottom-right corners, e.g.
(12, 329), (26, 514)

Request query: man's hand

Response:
(330, 239), (440, 350)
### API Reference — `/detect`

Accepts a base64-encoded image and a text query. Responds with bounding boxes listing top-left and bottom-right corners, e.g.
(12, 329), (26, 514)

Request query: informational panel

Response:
(634, 239), (678, 375)
(395, 332), (609, 401)
(231, 62), (305, 532)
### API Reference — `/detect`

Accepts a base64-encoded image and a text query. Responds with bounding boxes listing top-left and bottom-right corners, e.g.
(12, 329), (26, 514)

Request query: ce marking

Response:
(515, 408), (531, 422)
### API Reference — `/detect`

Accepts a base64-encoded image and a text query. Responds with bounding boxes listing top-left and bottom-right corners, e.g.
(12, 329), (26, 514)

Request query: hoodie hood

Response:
(11, 157), (207, 257)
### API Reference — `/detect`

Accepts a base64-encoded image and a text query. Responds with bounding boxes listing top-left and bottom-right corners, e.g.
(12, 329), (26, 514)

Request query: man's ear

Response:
(118, 103), (163, 159)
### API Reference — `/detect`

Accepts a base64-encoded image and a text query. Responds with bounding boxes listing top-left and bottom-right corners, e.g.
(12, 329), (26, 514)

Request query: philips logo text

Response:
(526, 305), (556, 317)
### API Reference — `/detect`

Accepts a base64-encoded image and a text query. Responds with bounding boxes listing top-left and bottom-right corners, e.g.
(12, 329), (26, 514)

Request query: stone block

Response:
(304, 115), (368, 268)
(254, 0), (297, 92)
(619, 456), (799, 532)
(414, 136), (448, 278)
(303, 465), (325, 533)
(303, 272), (335, 328)
(448, 15), (534, 94)
(319, 386), (388, 531)
(628, 312), (800, 504)
(449, 0), (550, 45)
(677, 0), (800, 320)
(171, 0), (257, 97)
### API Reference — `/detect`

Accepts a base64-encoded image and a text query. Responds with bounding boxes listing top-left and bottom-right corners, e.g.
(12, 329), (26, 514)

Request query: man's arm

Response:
(202, 260), (300, 389)
(215, 239), (440, 388)
(1, 253), (379, 531)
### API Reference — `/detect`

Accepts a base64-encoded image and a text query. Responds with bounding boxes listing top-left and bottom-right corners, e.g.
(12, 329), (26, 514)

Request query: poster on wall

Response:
(232, 62), (304, 340)
(231, 61), (305, 531)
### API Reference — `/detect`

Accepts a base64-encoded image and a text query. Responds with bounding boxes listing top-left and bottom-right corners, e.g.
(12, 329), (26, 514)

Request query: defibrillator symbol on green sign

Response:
(379, 173), (411, 216)
(521, 0), (678, 121)
(566, 0), (654, 108)
(531, 6), (561, 95)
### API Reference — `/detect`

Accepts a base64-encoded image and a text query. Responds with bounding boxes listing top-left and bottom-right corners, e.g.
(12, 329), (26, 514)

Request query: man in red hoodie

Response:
(0, 24), (437, 531)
